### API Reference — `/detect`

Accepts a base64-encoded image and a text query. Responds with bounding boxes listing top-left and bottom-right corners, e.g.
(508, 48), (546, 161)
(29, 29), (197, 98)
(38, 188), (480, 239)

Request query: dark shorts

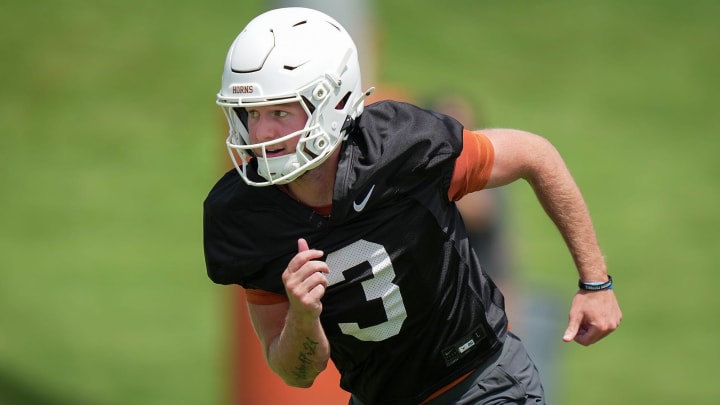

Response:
(349, 332), (545, 405)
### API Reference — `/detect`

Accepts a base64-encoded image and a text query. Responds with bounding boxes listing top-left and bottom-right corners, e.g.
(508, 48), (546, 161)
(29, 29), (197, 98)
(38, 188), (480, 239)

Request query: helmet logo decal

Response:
(232, 85), (254, 94)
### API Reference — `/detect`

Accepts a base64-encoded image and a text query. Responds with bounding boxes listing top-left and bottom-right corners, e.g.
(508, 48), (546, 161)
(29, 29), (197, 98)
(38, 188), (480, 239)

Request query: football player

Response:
(204, 7), (621, 405)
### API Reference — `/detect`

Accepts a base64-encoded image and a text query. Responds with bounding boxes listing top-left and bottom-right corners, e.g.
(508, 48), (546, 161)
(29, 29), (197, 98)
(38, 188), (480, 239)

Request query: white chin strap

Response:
(256, 154), (303, 185)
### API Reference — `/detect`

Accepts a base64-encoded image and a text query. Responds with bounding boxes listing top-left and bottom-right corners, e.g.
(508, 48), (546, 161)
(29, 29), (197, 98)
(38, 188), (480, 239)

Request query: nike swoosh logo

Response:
(353, 185), (375, 212)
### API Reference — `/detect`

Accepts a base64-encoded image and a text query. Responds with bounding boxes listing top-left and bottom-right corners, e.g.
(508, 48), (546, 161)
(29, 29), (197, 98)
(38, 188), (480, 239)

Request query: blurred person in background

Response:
(204, 7), (621, 405)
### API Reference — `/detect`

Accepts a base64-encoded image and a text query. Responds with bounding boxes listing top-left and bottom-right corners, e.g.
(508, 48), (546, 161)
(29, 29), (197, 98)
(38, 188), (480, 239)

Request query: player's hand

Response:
(282, 238), (329, 320)
(563, 289), (622, 346)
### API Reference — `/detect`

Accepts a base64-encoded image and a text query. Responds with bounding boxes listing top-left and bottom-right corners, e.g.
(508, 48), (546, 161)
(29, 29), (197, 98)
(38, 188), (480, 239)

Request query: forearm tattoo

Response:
(292, 337), (319, 380)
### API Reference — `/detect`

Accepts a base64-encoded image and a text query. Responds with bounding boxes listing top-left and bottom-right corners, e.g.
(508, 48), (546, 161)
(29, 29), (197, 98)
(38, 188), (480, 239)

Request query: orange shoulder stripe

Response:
(448, 130), (495, 201)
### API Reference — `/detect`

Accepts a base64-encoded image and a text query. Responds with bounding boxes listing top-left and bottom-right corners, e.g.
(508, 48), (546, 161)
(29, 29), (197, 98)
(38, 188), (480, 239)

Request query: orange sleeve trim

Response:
(245, 289), (289, 305)
(448, 130), (495, 201)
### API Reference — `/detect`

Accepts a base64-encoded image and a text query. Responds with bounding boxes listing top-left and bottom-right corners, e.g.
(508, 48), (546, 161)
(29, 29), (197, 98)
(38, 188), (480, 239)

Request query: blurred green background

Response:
(1, 0), (718, 404)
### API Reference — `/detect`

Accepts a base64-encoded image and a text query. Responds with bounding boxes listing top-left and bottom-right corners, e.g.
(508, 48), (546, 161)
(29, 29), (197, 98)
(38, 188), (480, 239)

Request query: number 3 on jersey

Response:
(325, 240), (407, 341)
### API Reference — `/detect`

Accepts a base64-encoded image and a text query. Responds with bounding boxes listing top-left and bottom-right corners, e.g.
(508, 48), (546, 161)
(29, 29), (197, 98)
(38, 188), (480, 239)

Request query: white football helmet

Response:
(217, 7), (370, 186)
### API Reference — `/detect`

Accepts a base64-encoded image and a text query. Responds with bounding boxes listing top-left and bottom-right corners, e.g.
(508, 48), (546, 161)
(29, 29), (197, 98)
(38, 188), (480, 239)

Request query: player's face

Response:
(246, 102), (308, 158)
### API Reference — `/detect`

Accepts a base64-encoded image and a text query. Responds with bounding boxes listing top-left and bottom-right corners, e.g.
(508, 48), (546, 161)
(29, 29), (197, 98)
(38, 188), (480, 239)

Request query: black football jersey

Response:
(204, 100), (508, 405)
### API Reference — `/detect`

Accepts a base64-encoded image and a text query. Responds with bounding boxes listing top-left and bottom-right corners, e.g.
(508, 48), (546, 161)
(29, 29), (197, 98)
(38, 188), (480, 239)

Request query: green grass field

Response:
(1, 0), (719, 404)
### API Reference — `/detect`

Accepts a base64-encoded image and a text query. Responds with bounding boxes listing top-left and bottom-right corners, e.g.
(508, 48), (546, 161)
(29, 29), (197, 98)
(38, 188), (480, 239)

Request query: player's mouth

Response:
(264, 147), (286, 158)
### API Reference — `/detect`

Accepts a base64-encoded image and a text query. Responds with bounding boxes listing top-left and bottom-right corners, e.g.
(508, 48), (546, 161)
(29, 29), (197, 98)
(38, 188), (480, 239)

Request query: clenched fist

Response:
(282, 238), (329, 320)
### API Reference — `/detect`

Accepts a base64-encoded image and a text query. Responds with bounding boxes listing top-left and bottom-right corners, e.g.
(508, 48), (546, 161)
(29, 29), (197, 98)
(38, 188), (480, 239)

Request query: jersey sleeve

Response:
(245, 289), (289, 305)
(448, 130), (495, 201)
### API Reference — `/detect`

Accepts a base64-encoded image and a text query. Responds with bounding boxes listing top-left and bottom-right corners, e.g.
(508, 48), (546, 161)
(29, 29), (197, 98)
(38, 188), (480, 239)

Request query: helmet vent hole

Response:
(301, 96), (316, 113)
(335, 92), (351, 110)
(325, 21), (341, 32)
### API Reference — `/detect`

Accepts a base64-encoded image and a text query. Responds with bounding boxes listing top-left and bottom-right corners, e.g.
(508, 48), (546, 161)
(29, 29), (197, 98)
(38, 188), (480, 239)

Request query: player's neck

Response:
(285, 150), (340, 207)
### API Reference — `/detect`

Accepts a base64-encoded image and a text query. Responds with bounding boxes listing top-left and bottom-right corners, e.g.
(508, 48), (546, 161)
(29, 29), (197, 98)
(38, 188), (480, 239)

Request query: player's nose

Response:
(251, 115), (280, 143)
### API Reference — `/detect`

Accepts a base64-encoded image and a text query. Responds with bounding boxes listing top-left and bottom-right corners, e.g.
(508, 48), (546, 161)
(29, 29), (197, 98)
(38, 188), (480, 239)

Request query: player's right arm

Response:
(246, 238), (331, 388)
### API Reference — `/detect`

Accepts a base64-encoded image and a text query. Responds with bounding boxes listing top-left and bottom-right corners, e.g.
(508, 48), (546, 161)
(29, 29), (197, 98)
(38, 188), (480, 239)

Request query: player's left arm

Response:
(481, 128), (622, 346)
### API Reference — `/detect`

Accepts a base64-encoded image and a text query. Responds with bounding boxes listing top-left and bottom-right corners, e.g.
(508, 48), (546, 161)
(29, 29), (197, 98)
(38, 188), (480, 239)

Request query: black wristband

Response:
(578, 275), (613, 291)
